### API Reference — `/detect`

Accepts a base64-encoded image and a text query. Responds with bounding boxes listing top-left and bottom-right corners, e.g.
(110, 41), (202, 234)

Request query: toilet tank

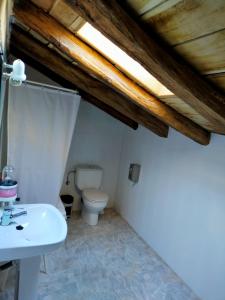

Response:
(75, 165), (103, 190)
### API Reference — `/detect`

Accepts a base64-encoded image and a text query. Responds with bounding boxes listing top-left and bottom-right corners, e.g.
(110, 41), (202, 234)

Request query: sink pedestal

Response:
(16, 256), (41, 300)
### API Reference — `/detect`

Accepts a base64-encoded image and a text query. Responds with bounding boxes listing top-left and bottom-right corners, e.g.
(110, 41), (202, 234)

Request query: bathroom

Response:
(1, 1), (225, 300)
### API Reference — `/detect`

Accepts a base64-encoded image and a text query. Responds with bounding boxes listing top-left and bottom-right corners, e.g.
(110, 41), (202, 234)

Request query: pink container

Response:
(0, 181), (17, 199)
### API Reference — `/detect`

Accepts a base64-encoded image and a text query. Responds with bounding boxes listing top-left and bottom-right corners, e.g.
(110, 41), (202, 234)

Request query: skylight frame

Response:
(77, 22), (173, 97)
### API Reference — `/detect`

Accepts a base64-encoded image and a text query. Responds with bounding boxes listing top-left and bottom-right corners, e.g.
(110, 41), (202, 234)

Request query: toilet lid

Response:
(82, 188), (109, 203)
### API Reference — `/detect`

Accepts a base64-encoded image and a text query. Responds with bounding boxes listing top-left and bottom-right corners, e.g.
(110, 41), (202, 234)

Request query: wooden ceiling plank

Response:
(126, 0), (166, 15)
(62, 0), (225, 130)
(141, 0), (181, 18)
(142, 0), (225, 46)
(49, 0), (78, 27)
(14, 1), (210, 145)
(11, 26), (168, 137)
(31, 0), (55, 12)
(174, 29), (225, 74)
(69, 16), (86, 33)
(206, 73), (225, 94)
(159, 96), (215, 132)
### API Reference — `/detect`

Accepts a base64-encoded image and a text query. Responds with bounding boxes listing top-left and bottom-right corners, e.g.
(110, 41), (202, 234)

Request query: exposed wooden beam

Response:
(14, 1), (210, 145)
(11, 45), (138, 130)
(64, 0), (225, 130)
(10, 26), (168, 137)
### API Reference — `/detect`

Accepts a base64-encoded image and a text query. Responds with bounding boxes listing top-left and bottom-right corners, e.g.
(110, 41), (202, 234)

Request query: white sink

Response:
(0, 203), (67, 261)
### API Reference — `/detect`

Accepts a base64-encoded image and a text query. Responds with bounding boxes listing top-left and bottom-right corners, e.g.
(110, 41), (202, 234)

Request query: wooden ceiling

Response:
(10, 0), (225, 145)
(126, 0), (225, 128)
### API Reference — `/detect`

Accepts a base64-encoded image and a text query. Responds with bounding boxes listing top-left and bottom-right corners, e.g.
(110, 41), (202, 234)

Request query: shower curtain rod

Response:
(23, 80), (79, 95)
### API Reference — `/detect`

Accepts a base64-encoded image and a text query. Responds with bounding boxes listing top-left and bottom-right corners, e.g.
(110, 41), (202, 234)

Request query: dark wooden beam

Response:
(14, 1), (210, 145)
(10, 26), (168, 137)
(65, 0), (225, 130)
(11, 46), (138, 130)
(81, 92), (138, 130)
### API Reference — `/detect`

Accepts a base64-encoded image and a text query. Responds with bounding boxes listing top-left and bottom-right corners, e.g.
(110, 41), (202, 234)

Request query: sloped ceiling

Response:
(10, 0), (225, 145)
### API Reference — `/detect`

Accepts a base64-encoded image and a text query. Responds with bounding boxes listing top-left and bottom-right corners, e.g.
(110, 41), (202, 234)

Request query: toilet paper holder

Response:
(128, 164), (141, 183)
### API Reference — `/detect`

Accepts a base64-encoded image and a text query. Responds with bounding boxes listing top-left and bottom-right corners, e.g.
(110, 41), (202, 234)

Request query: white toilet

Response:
(75, 165), (109, 225)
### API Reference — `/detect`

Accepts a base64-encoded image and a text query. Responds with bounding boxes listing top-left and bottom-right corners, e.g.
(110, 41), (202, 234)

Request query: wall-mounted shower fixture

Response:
(3, 59), (26, 86)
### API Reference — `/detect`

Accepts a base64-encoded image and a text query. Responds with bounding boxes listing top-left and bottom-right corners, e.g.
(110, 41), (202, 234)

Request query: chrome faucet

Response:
(0, 208), (27, 226)
(0, 208), (12, 226)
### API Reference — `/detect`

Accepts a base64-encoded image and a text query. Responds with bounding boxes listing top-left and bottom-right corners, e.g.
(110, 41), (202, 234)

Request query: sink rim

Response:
(0, 203), (67, 261)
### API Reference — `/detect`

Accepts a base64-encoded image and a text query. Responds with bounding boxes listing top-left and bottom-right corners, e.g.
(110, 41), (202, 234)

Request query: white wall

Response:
(116, 126), (225, 300)
(25, 64), (59, 85)
(61, 100), (126, 210)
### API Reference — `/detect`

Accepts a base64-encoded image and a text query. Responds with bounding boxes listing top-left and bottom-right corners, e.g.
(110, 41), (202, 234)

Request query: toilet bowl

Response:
(75, 165), (109, 225)
(82, 188), (108, 225)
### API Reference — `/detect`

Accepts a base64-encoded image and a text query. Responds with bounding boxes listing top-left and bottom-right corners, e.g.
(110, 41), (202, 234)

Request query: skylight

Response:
(77, 23), (173, 97)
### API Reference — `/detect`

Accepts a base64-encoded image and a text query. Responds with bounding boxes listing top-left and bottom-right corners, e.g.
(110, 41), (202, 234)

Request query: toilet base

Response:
(82, 208), (99, 226)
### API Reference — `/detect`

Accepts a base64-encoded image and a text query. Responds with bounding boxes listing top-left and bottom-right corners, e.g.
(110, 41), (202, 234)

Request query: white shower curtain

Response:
(7, 84), (80, 208)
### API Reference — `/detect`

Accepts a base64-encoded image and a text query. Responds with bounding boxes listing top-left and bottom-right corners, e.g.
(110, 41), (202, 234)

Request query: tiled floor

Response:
(0, 209), (199, 300)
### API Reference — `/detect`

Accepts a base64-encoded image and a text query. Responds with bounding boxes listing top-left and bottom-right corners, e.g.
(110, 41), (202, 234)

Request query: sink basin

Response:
(0, 203), (67, 261)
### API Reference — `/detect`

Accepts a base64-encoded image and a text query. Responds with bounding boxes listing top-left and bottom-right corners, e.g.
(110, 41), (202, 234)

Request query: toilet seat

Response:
(82, 188), (108, 203)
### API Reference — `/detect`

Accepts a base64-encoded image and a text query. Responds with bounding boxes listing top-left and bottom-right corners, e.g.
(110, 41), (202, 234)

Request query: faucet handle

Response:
(11, 211), (27, 219)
